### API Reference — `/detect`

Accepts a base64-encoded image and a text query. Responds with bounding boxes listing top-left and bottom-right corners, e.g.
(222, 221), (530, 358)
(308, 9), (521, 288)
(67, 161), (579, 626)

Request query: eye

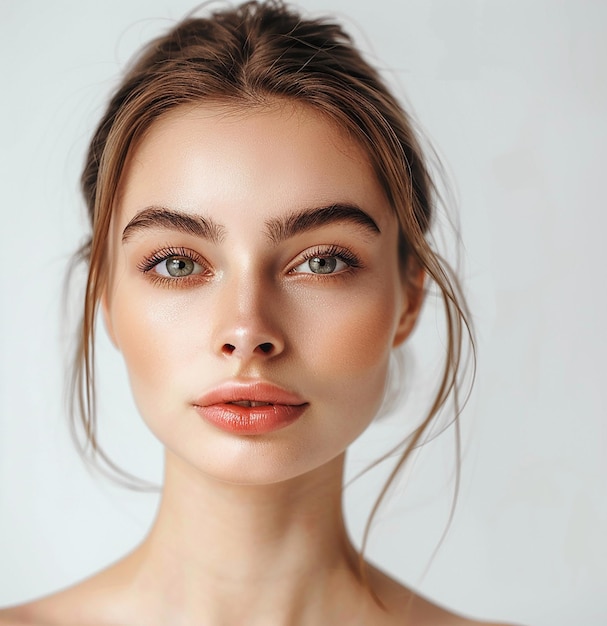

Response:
(293, 255), (348, 275)
(291, 245), (361, 276)
(155, 256), (202, 278)
(137, 246), (209, 285)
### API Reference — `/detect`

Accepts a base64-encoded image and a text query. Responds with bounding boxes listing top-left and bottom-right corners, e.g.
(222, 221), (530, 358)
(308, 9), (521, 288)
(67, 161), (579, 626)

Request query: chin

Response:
(159, 421), (352, 488)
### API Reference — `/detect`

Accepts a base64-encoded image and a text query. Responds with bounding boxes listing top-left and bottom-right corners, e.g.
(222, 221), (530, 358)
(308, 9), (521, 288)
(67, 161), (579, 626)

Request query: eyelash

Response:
(292, 245), (363, 275)
(137, 246), (209, 286)
(137, 243), (363, 287)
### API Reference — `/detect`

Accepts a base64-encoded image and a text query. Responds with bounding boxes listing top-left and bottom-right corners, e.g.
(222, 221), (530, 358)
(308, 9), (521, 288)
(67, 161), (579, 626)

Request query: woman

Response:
(0, 1), (517, 624)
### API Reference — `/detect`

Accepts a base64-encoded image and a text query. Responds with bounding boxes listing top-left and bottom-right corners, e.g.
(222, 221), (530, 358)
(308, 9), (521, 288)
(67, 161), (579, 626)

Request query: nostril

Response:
(220, 342), (276, 356)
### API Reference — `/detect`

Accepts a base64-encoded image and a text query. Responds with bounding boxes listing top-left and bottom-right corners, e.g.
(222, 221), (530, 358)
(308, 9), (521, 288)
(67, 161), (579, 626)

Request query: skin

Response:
(0, 102), (515, 626)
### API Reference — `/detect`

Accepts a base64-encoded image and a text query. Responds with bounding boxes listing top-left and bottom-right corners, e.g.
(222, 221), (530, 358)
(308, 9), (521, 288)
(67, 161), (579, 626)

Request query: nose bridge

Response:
(213, 263), (283, 359)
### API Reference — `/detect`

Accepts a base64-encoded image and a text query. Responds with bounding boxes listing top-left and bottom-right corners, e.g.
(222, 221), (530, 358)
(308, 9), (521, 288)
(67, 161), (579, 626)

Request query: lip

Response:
(193, 381), (308, 435)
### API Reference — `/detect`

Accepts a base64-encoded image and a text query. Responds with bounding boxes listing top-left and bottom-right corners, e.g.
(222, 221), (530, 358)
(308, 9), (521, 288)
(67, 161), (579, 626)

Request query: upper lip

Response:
(194, 380), (307, 407)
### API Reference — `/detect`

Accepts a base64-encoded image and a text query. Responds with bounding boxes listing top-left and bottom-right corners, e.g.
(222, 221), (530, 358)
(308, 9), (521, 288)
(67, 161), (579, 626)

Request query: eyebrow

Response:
(264, 204), (380, 244)
(121, 203), (380, 245)
(122, 207), (226, 244)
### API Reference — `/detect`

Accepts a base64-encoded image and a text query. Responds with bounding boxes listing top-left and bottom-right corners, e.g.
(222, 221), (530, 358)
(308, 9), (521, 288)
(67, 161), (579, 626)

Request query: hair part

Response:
(72, 0), (475, 601)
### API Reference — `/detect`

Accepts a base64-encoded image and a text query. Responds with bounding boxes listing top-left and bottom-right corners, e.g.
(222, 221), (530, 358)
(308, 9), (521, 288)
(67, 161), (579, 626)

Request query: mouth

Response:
(228, 400), (274, 408)
(195, 380), (307, 408)
(193, 381), (308, 435)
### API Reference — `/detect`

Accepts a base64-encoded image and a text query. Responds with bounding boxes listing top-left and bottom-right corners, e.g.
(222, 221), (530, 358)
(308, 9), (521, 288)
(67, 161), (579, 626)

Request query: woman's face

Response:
(103, 102), (420, 484)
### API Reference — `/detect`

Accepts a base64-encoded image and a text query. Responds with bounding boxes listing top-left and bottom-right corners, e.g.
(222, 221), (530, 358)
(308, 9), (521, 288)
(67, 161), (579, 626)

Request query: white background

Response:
(1, 1), (606, 625)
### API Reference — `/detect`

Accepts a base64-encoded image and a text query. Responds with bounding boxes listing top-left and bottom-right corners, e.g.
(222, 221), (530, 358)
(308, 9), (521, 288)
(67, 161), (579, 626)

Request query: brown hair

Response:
(73, 0), (473, 578)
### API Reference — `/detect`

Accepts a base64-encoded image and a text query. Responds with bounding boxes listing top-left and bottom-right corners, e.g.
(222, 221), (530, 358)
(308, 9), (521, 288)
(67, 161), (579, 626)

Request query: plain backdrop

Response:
(1, 1), (606, 625)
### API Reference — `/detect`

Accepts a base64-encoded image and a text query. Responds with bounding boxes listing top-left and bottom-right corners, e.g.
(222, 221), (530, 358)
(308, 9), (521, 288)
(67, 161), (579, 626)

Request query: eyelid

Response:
(137, 246), (212, 285)
(288, 244), (363, 275)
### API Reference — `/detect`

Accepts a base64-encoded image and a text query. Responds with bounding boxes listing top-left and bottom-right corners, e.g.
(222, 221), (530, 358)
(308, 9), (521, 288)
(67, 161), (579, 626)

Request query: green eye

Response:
(139, 246), (210, 284)
(155, 256), (200, 278)
(294, 255), (347, 275)
(307, 256), (338, 274)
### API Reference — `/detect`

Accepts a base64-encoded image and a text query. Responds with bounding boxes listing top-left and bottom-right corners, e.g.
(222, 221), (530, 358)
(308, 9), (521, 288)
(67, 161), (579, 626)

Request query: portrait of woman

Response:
(0, 1), (605, 625)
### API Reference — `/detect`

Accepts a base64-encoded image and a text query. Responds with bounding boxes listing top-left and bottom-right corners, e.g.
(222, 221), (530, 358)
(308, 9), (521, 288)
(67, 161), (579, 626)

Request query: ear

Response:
(392, 262), (426, 348)
(101, 288), (120, 350)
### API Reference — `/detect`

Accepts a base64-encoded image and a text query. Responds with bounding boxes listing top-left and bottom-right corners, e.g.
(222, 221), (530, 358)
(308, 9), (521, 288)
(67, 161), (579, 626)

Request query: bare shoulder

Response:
(0, 607), (25, 626)
(0, 591), (112, 626)
(0, 600), (67, 626)
(0, 604), (48, 626)
(0, 561), (130, 626)
(367, 563), (521, 626)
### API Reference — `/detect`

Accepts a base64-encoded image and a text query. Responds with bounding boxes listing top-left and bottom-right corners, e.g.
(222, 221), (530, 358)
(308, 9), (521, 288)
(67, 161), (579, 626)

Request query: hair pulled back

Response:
(74, 0), (473, 547)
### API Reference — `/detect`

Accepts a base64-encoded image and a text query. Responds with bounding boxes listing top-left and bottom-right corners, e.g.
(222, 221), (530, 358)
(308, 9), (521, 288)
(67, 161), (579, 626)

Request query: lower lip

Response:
(194, 403), (308, 435)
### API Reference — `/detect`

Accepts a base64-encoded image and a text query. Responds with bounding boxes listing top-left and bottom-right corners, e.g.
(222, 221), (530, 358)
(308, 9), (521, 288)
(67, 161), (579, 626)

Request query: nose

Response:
(212, 275), (285, 361)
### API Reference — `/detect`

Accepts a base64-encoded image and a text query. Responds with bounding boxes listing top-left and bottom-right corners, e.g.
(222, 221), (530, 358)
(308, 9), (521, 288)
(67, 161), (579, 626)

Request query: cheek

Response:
(108, 286), (200, 417)
(292, 283), (400, 411)
(311, 298), (394, 370)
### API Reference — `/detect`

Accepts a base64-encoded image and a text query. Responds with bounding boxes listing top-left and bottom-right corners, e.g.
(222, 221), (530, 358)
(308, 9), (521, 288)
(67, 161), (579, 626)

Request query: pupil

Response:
(309, 256), (336, 274)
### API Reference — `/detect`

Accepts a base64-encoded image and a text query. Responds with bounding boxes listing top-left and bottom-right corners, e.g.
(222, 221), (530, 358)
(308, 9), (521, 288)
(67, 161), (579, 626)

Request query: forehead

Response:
(116, 101), (394, 232)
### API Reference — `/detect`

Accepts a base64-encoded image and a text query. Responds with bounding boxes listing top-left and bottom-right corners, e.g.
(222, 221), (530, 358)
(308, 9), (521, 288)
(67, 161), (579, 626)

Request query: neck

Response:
(124, 450), (365, 625)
